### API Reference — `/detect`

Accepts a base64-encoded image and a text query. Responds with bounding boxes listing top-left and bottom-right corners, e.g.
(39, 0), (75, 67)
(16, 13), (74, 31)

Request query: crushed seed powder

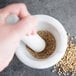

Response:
(26, 30), (56, 59)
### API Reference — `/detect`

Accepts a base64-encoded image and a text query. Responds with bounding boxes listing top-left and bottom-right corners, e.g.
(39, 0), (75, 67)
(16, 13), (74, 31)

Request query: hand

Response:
(0, 3), (37, 71)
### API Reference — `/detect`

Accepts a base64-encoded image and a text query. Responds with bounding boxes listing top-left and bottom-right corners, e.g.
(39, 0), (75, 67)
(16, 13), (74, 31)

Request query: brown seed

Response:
(51, 69), (56, 72)
(55, 35), (76, 76)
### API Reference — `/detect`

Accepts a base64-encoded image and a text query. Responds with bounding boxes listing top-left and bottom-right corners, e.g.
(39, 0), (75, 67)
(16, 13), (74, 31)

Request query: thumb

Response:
(12, 16), (37, 39)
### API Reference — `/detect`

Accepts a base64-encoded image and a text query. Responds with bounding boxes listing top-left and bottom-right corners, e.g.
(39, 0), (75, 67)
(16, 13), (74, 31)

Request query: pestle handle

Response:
(6, 14), (46, 52)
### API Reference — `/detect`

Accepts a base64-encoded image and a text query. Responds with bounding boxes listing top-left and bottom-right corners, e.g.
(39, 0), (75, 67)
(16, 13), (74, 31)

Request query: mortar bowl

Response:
(15, 15), (68, 69)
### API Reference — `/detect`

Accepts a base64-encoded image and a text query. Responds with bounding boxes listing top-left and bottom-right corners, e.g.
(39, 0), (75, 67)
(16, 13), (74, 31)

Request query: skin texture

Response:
(0, 3), (37, 72)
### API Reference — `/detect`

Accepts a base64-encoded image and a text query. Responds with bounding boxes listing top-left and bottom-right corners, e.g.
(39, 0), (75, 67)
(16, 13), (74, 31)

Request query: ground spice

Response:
(26, 30), (56, 59)
(51, 34), (76, 76)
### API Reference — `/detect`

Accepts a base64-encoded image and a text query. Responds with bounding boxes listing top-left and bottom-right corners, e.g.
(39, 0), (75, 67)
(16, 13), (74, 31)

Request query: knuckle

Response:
(19, 3), (26, 8)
